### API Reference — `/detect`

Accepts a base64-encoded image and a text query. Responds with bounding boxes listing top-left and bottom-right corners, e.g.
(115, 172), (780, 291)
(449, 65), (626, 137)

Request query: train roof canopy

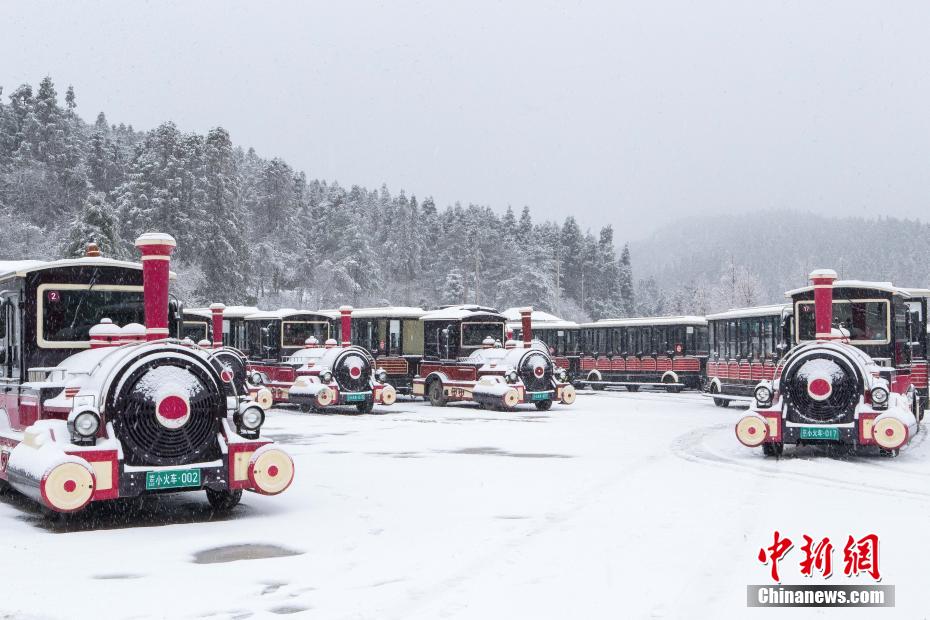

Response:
(186, 305), (260, 319)
(420, 305), (505, 321)
(244, 308), (333, 321)
(502, 308), (578, 330)
(705, 304), (791, 321)
(785, 280), (916, 298)
(581, 315), (707, 329)
(182, 308), (212, 320)
(319, 306), (426, 319)
(0, 256), (177, 283)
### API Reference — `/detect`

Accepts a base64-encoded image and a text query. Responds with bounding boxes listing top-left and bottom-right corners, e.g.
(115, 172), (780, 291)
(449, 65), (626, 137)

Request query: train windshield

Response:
(796, 299), (890, 344)
(282, 321), (330, 347)
(460, 322), (505, 349)
(40, 287), (145, 345)
(182, 321), (209, 341)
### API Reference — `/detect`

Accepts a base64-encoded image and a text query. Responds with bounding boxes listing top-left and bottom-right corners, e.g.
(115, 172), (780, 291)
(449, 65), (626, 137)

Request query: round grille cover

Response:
(109, 358), (224, 466)
(520, 351), (553, 392)
(782, 350), (862, 424)
(334, 349), (372, 392)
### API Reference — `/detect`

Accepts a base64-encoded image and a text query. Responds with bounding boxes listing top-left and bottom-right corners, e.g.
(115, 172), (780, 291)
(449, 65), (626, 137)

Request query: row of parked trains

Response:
(0, 232), (926, 515)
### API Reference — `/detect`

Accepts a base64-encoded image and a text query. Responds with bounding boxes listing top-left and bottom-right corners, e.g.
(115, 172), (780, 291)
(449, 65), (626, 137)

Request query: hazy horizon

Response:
(5, 1), (930, 240)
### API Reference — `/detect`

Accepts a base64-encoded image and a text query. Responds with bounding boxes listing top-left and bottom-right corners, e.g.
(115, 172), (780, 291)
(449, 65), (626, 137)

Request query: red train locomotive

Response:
(412, 307), (575, 410)
(245, 307), (397, 413)
(0, 234), (293, 514)
(736, 270), (924, 457)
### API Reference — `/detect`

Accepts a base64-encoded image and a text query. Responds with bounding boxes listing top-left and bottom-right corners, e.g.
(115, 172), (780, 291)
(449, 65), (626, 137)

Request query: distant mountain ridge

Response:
(630, 210), (930, 311)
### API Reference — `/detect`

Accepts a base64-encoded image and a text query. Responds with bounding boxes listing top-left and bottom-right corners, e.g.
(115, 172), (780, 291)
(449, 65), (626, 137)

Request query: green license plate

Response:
(345, 393), (366, 402)
(799, 427), (840, 441)
(145, 468), (201, 490)
(530, 392), (550, 401)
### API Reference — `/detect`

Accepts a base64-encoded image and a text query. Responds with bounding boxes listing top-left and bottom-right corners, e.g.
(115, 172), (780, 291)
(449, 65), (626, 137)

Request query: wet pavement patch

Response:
(192, 544), (304, 564)
(269, 605), (310, 615)
(440, 446), (574, 459)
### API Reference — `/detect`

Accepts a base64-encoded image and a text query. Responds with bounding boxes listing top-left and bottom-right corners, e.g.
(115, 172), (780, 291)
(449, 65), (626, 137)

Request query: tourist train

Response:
(735, 271), (927, 457)
(0, 236), (294, 514)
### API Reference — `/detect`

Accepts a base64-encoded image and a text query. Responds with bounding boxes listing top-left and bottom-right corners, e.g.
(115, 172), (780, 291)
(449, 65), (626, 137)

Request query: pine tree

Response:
(62, 192), (121, 257)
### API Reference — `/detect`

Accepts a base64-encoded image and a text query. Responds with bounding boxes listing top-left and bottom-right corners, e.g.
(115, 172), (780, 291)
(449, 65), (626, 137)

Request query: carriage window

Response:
(694, 325), (708, 355)
(796, 300), (890, 344)
(182, 321), (209, 342)
(281, 321), (330, 347)
(749, 319), (761, 359)
(461, 322), (505, 349)
(762, 318), (774, 357)
(654, 327), (667, 355)
(2, 298), (20, 379)
(727, 320), (738, 359)
(39, 286), (145, 347)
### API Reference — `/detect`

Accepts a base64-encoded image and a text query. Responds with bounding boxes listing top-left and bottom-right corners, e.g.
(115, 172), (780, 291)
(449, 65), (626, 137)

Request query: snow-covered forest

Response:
(3, 78), (925, 320)
(0, 78), (639, 320)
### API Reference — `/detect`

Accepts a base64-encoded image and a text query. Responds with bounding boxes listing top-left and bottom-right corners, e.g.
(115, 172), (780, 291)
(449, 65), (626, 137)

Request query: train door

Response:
(403, 319), (424, 355)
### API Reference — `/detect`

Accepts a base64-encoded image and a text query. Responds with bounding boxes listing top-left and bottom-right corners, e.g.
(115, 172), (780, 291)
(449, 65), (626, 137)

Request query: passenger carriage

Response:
(736, 271), (926, 457)
(704, 304), (791, 406)
(412, 307), (575, 410)
(184, 305), (258, 351)
(0, 236), (293, 514)
(347, 306), (426, 394)
(575, 316), (709, 392)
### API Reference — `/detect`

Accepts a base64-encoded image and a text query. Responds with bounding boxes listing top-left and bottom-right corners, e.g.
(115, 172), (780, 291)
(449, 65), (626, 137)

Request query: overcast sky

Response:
(4, 1), (930, 240)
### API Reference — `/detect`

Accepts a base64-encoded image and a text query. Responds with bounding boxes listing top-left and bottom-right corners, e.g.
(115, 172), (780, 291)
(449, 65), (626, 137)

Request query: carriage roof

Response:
(705, 304), (791, 321)
(420, 305), (505, 321)
(581, 315), (707, 329)
(503, 308), (578, 331)
(0, 256), (176, 284)
(318, 306), (426, 319)
(186, 305), (260, 319)
(182, 308), (213, 320)
(244, 309), (333, 321)
(784, 280), (915, 298)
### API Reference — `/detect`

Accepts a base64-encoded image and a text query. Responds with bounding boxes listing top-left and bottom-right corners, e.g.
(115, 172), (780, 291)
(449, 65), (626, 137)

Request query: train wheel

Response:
(711, 385), (728, 408)
(206, 488), (242, 511)
(535, 399), (553, 411)
(428, 381), (447, 407)
(663, 377), (682, 393)
(762, 443), (784, 457)
(626, 385), (640, 392)
(356, 401), (375, 414)
(879, 448), (900, 458)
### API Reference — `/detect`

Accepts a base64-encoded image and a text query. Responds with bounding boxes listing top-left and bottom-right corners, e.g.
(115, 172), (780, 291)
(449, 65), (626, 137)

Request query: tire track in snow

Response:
(671, 423), (930, 503)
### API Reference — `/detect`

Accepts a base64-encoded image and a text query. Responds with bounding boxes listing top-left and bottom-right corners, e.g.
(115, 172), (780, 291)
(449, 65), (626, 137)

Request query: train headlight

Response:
(506, 370), (519, 383)
(754, 384), (773, 407)
(235, 404), (265, 438)
(871, 386), (889, 409)
(68, 408), (100, 445)
(249, 371), (264, 385)
(321, 370), (333, 384)
(375, 368), (388, 383)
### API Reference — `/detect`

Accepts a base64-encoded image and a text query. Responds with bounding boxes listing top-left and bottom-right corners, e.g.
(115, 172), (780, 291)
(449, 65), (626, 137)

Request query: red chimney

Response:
(520, 307), (533, 346)
(339, 306), (353, 346)
(209, 303), (225, 348)
(809, 269), (838, 340)
(135, 233), (177, 341)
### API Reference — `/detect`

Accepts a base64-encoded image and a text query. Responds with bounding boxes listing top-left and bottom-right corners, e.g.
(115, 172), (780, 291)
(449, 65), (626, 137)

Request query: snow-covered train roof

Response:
(785, 280), (914, 297)
(182, 308), (212, 320)
(420, 305), (505, 321)
(502, 308), (578, 331)
(245, 308), (333, 321)
(705, 304), (791, 321)
(186, 305), (260, 319)
(580, 315), (707, 329)
(317, 306), (426, 319)
(0, 256), (177, 283)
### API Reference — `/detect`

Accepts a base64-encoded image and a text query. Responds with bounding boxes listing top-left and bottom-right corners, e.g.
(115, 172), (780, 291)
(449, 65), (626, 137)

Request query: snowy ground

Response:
(2, 390), (928, 619)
